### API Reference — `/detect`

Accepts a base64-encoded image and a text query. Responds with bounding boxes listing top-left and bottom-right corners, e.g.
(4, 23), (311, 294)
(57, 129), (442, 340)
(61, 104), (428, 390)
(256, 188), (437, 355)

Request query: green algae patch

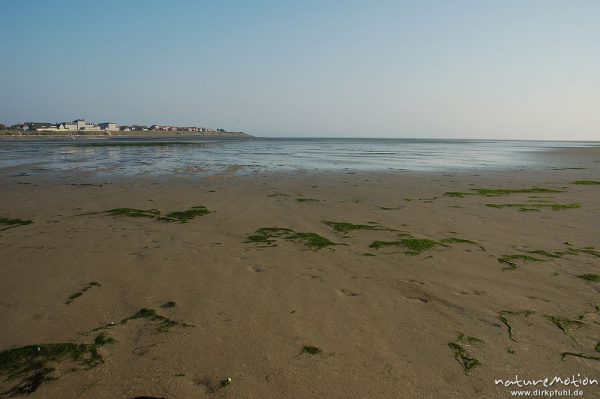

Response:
(245, 227), (336, 250)
(370, 238), (441, 255)
(561, 352), (600, 361)
(498, 310), (535, 342)
(572, 180), (600, 185)
(578, 274), (600, 283)
(0, 333), (113, 396)
(498, 255), (545, 271)
(456, 333), (483, 344)
(440, 238), (485, 251)
(546, 315), (584, 335)
(85, 308), (194, 335)
(119, 308), (193, 333)
(472, 188), (563, 196)
(0, 217), (33, 232)
(104, 206), (211, 223)
(444, 192), (475, 198)
(323, 221), (388, 235)
(160, 206), (211, 223)
(485, 203), (580, 211)
(106, 208), (160, 218)
(448, 335), (480, 374)
(527, 250), (563, 259)
(160, 301), (177, 308)
(295, 198), (320, 203)
(292, 232), (335, 250)
(245, 227), (293, 246)
(65, 282), (101, 305)
(300, 346), (321, 355)
(575, 247), (600, 258)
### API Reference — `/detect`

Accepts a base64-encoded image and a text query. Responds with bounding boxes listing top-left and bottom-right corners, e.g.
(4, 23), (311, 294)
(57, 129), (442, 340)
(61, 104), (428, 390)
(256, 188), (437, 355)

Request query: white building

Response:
(61, 119), (101, 131)
(98, 122), (119, 131)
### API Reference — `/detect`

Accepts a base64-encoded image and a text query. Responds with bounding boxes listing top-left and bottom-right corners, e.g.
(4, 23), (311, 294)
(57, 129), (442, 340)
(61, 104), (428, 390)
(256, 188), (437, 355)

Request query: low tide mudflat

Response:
(1, 146), (600, 398)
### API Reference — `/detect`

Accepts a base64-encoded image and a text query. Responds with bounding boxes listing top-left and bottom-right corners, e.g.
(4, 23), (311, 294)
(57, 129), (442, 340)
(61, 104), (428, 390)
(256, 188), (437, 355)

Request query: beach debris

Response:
(220, 377), (232, 387)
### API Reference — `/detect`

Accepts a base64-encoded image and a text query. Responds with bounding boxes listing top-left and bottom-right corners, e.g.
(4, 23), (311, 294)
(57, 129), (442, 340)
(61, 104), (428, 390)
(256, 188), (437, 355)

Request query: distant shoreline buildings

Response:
(4, 119), (226, 133)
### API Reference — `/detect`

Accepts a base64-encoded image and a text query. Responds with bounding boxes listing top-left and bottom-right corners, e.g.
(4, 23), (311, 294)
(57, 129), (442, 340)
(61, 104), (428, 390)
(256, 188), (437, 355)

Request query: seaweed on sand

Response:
(65, 282), (101, 305)
(369, 234), (483, 256)
(323, 221), (389, 236)
(440, 237), (486, 251)
(85, 308), (194, 335)
(369, 238), (441, 255)
(578, 274), (600, 283)
(104, 206), (211, 223)
(300, 346), (322, 355)
(106, 208), (160, 218)
(498, 255), (545, 271)
(472, 188), (563, 196)
(159, 206), (211, 223)
(444, 192), (475, 198)
(572, 180), (600, 185)
(119, 308), (193, 333)
(545, 315), (584, 336)
(245, 228), (335, 250)
(448, 334), (480, 374)
(0, 217), (33, 232)
(0, 333), (113, 397)
(485, 203), (580, 211)
(497, 310), (535, 342)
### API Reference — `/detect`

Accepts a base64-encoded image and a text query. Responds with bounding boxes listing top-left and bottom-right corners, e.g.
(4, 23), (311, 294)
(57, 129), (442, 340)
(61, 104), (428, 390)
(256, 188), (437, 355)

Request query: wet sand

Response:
(1, 147), (600, 398)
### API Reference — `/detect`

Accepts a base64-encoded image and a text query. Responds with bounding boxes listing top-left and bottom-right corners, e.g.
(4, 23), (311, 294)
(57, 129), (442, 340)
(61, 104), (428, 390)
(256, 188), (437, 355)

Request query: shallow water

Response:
(0, 137), (598, 176)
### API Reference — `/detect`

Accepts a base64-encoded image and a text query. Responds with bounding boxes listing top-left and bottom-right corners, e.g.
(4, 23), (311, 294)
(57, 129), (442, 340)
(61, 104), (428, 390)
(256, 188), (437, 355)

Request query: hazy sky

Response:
(1, 0), (599, 139)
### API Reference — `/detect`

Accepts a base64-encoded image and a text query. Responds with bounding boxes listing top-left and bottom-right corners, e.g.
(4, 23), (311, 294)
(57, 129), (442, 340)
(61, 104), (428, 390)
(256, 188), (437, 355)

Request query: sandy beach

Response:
(1, 146), (600, 398)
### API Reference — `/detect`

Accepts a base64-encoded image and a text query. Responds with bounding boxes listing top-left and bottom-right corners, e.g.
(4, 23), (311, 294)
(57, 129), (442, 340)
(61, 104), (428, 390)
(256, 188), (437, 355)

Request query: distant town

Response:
(0, 119), (250, 137)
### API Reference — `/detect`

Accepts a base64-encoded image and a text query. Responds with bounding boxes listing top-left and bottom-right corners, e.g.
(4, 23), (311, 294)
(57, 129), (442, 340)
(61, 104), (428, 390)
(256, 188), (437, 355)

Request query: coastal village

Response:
(0, 119), (236, 134)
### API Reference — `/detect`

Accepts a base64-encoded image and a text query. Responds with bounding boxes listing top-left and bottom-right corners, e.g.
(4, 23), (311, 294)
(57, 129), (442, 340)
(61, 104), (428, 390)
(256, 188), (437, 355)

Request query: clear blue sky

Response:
(1, 0), (599, 139)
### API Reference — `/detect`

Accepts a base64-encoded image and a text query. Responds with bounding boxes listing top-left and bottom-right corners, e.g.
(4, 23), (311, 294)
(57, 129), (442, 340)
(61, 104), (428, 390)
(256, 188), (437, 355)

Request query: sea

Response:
(0, 137), (598, 177)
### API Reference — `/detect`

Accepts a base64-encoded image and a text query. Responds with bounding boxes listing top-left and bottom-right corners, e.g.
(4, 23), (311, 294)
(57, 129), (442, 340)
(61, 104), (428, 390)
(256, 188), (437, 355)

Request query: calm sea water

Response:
(0, 137), (597, 176)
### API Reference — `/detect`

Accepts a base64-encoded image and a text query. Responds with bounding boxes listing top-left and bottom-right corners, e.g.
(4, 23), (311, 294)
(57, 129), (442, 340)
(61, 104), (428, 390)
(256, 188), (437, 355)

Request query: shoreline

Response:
(0, 129), (253, 138)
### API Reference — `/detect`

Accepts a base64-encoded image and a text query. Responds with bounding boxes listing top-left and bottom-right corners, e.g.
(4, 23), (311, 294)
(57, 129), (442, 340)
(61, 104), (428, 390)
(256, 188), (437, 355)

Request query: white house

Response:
(62, 119), (100, 131)
(98, 122), (119, 131)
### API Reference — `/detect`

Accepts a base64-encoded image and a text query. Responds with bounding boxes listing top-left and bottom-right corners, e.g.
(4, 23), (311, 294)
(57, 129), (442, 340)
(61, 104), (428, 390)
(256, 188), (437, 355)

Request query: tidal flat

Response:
(0, 145), (599, 398)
